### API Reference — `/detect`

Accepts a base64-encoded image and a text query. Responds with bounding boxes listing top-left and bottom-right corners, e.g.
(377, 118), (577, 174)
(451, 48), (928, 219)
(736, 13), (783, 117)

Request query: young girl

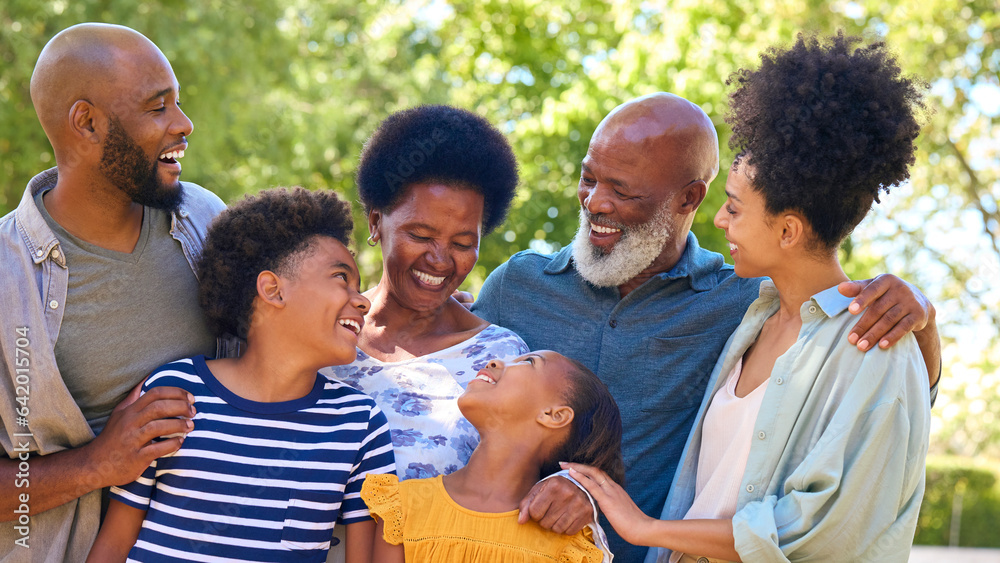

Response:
(361, 350), (623, 562)
(565, 33), (931, 562)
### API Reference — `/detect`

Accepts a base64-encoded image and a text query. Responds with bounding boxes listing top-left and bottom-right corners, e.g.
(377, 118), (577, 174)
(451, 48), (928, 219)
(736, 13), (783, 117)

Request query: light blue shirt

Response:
(650, 281), (930, 562)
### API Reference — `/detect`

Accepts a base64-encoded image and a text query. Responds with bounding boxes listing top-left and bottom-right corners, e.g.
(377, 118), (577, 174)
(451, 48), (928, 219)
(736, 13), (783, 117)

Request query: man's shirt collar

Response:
(16, 168), (63, 266)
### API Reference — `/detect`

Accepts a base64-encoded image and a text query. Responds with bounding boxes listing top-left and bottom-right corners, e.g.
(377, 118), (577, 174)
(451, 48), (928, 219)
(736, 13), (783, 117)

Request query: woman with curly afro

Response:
(564, 33), (931, 562)
(89, 188), (395, 562)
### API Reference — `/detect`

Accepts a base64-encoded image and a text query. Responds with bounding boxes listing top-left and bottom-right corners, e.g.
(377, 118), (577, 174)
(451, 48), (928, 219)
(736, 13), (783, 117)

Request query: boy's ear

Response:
(256, 270), (285, 308)
(537, 405), (574, 430)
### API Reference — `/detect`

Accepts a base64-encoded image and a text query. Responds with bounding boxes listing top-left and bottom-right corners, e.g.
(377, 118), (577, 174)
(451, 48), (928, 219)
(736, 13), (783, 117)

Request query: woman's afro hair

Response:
(356, 105), (519, 234)
(197, 187), (354, 339)
(726, 32), (926, 250)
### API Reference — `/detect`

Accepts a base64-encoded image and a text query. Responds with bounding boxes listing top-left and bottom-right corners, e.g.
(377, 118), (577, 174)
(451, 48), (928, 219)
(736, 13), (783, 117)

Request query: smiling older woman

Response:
(324, 105), (528, 481)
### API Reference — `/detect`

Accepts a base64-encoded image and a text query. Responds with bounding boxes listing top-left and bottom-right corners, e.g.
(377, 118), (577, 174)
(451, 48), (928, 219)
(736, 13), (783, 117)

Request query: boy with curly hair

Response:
(88, 188), (394, 562)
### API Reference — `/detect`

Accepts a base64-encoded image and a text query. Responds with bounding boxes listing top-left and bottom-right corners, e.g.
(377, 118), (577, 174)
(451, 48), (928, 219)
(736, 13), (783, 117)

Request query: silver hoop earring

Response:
(367, 234), (378, 247)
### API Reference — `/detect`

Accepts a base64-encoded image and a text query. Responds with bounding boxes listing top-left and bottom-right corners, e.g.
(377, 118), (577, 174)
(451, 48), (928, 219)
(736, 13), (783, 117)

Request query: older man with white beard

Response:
(472, 92), (940, 563)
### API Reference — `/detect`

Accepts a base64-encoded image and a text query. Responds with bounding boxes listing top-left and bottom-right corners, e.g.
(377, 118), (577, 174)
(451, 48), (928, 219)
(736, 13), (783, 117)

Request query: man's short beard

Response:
(571, 201), (675, 288)
(99, 116), (184, 212)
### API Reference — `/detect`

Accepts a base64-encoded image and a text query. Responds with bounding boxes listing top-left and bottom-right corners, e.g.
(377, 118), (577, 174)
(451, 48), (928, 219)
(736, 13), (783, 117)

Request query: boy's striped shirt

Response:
(111, 356), (395, 562)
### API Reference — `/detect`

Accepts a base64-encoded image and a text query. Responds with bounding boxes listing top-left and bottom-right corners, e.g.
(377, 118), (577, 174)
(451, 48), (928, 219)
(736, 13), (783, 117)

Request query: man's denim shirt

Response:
(473, 233), (762, 563)
(0, 167), (224, 562)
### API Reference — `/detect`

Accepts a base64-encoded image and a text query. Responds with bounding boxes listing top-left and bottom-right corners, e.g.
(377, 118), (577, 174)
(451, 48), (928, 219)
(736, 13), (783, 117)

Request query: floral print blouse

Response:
(324, 324), (529, 480)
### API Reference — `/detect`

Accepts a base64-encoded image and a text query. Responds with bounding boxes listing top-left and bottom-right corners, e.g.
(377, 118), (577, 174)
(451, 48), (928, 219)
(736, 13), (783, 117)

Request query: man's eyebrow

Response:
(608, 177), (630, 190)
(144, 88), (174, 104)
(580, 163), (630, 190)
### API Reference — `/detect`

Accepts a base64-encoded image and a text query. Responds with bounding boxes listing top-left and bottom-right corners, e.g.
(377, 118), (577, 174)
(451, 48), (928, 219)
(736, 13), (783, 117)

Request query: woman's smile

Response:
(412, 268), (447, 288)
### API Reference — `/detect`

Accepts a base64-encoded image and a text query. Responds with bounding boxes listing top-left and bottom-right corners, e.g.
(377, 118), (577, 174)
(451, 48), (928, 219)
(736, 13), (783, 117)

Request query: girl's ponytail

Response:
(543, 358), (625, 485)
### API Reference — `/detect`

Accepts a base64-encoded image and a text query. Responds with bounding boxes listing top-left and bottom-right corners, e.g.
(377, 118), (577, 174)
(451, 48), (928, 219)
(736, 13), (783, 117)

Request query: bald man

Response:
(0, 23), (224, 560)
(472, 93), (940, 563)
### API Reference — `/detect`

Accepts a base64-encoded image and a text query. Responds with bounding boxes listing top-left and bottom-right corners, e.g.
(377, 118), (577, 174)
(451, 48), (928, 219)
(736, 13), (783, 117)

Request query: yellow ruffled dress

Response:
(362, 474), (604, 562)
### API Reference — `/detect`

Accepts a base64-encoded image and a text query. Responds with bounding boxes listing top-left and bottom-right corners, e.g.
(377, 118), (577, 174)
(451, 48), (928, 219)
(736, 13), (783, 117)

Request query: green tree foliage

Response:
(917, 456), (1000, 547)
(837, 1), (1000, 461)
(4, 0), (1000, 543)
(5, 1), (994, 290)
(8, 1), (994, 293)
(0, 0), (863, 286)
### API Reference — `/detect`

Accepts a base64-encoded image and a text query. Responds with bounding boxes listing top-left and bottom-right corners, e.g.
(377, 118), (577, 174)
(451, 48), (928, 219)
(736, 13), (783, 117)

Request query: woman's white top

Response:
(669, 357), (769, 563)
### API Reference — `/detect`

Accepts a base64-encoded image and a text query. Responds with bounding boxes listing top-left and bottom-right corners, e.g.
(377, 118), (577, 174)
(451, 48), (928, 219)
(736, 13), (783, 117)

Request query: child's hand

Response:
(561, 462), (653, 546)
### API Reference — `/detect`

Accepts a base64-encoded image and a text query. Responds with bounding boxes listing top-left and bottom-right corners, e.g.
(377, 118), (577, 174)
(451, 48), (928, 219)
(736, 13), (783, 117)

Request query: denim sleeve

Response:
(471, 258), (509, 327)
(929, 358), (940, 408)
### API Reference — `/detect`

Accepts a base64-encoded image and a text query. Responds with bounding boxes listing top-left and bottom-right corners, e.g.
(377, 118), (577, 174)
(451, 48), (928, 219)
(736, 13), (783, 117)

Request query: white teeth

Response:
(338, 319), (360, 334)
(474, 374), (496, 385)
(729, 244), (737, 252)
(590, 222), (621, 234)
(414, 270), (445, 286)
(159, 149), (185, 160)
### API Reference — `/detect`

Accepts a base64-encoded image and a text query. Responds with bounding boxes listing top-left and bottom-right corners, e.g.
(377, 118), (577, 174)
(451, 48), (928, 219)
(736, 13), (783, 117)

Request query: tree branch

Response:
(947, 138), (1000, 259)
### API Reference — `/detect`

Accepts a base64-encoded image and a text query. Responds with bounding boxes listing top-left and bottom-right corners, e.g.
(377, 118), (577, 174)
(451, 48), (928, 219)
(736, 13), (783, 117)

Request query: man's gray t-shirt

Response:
(35, 189), (215, 434)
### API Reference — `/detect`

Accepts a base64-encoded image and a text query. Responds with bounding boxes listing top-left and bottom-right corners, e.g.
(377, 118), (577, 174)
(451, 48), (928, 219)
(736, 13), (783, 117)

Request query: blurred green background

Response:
(2, 0), (998, 546)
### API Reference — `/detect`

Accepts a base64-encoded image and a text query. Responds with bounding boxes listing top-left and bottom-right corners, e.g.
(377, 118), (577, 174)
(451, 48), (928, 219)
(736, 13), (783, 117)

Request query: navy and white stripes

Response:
(111, 356), (395, 562)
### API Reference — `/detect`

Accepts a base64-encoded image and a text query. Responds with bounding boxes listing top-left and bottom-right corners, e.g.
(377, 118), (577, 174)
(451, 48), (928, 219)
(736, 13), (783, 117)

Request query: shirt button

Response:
(758, 431), (766, 440)
(697, 558), (710, 563)
(775, 377), (783, 385)
(49, 300), (59, 309)
(746, 484), (755, 493)
(809, 305), (817, 314)
(35, 249), (44, 257)
(51, 248), (61, 260)
(609, 319), (617, 328)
